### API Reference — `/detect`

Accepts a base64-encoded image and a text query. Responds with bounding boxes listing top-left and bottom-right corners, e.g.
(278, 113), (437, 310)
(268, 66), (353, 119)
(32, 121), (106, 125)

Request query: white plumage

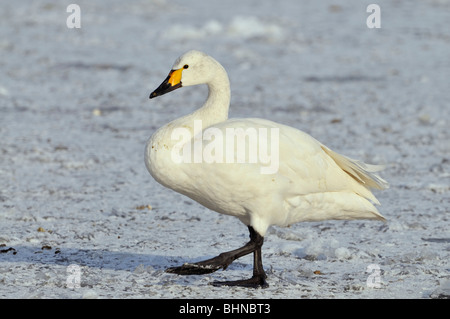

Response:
(146, 50), (388, 287)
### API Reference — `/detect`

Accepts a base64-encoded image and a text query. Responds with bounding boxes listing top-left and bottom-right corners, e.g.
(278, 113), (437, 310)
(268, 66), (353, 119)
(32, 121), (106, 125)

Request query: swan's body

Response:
(146, 50), (388, 287)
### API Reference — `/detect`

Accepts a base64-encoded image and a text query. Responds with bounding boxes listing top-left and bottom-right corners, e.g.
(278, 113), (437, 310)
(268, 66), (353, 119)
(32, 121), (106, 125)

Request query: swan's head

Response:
(149, 50), (221, 99)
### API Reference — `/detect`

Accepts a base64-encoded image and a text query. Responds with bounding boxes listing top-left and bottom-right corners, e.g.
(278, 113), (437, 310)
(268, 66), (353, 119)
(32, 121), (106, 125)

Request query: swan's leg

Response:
(166, 226), (267, 288)
(211, 238), (268, 288)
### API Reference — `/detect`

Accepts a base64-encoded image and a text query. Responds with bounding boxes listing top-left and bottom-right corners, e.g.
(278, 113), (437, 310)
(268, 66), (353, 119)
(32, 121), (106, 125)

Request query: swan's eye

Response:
(183, 64), (189, 69)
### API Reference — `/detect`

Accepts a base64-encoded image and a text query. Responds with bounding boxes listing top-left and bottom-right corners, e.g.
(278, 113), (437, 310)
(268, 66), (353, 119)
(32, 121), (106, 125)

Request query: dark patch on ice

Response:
(303, 75), (383, 83)
(0, 246), (17, 254)
(422, 237), (450, 243)
(56, 62), (132, 72)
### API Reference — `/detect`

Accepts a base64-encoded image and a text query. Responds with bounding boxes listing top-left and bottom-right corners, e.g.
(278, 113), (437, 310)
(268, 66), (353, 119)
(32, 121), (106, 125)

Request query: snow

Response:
(164, 16), (284, 42)
(0, 0), (449, 299)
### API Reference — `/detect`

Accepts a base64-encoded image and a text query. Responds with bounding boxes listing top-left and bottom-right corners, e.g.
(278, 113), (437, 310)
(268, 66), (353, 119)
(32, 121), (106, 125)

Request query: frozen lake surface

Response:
(0, 0), (449, 299)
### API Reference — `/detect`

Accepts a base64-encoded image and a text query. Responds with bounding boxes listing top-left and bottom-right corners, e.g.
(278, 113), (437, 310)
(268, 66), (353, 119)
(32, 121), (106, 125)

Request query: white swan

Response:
(146, 50), (388, 288)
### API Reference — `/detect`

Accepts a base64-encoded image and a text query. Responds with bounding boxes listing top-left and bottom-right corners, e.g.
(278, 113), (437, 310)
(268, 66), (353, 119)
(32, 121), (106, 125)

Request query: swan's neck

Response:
(150, 64), (231, 147)
(146, 64), (231, 187)
(190, 67), (230, 127)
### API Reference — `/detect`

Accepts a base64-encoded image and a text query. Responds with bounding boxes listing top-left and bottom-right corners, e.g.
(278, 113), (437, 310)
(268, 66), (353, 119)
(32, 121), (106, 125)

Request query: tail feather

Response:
(321, 146), (389, 190)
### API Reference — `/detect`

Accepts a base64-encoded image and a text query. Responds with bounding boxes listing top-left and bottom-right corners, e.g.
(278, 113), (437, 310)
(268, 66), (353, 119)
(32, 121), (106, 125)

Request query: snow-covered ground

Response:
(0, 0), (449, 299)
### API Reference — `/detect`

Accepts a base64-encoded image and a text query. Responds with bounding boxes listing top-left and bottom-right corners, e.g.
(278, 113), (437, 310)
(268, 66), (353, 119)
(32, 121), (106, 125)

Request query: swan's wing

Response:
(181, 117), (388, 200)
(176, 118), (387, 226)
(319, 145), (389, 190)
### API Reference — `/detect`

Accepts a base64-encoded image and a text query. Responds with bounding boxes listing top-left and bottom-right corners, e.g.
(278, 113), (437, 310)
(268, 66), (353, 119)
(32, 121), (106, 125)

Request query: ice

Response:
(430, 280), (450, 299)
(164, 16), (283, 42)
(82, 289), (99, 299)
(0, 0), (449, 299)
(227, 16), (284, 41)
(334, 247), (352, 260)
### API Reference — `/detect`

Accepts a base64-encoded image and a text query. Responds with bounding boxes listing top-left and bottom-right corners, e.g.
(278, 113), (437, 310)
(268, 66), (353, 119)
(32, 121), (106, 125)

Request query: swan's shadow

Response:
(0, 245), (252, 273)
(1, 245), (182, 272)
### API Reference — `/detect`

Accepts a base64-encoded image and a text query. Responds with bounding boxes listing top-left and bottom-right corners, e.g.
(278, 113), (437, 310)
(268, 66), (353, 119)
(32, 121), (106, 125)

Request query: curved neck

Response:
(192, 65), (230, 127)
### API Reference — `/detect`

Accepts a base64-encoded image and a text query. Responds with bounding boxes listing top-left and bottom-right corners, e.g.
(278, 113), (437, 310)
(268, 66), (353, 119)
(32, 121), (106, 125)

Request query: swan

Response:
(146, 50), (388, 288)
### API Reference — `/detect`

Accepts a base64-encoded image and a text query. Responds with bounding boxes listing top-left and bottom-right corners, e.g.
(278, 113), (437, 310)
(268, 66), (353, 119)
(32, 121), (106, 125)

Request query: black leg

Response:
(166, 226), (268, 288)
(211, 231), (268, 288)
